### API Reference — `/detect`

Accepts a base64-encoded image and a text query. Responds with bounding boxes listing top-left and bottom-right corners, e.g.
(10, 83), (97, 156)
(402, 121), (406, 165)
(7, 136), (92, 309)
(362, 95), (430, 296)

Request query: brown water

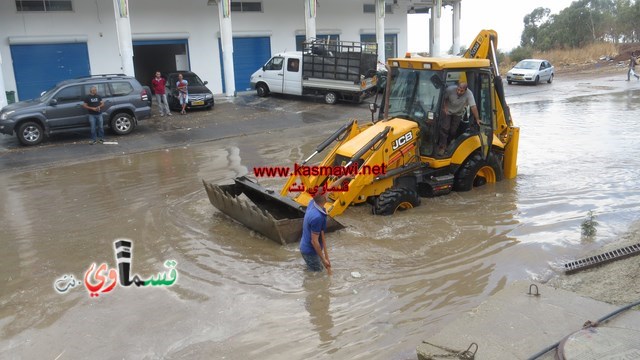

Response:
(1, 90), (640, 359)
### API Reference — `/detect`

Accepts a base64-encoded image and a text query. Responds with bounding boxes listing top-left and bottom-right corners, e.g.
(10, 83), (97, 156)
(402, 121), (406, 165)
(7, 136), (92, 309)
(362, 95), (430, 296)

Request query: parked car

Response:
(0, 74), (151, 146)
(166, 71), (214, 111)
(506, 59), (554, 85)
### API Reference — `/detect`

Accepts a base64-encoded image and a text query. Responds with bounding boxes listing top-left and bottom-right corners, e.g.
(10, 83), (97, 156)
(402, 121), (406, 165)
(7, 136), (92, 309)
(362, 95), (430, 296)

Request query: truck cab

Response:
(250, 52), (303, 97)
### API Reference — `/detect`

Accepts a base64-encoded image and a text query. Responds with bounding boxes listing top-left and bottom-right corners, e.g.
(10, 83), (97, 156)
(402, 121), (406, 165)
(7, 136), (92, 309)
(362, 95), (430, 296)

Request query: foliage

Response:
(581, 210), (599, 237)
(521, 0), (640, 50)
(509, 46), (533, 63)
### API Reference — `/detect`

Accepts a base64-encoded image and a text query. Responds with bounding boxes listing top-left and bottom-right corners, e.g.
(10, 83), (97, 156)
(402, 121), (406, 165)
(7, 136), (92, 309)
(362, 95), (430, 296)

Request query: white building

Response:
(0, 0), (462, 105)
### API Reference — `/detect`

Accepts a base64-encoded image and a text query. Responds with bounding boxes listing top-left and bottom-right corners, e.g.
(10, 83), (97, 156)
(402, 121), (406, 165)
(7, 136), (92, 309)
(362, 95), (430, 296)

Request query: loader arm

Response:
(280, 119), (364, 197)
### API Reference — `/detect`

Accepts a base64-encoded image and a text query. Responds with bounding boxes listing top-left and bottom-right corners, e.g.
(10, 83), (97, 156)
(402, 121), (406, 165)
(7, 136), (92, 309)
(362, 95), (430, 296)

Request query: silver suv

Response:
(0, 74), (151, 146)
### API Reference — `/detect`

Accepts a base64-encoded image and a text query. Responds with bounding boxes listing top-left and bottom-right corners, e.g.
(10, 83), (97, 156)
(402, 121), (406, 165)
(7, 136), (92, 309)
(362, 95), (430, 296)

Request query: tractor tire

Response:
(454, 151), (504, 192)
(372, 187), (421, 215)
(256, 83), (269, 97)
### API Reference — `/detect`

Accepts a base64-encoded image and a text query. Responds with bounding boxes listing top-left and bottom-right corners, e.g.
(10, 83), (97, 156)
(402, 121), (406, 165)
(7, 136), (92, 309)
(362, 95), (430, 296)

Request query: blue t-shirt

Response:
(299, 200), (327, 255)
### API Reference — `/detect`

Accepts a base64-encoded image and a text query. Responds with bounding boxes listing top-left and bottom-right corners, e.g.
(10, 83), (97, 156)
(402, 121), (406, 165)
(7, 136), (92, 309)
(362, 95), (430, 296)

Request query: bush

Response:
(581, 210), (598, 237)
(509, 46), (533, 63)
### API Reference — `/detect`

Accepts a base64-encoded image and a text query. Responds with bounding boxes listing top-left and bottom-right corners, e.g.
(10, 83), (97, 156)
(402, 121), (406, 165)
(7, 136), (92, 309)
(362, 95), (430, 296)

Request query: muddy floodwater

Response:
(1, 88), (640, 359)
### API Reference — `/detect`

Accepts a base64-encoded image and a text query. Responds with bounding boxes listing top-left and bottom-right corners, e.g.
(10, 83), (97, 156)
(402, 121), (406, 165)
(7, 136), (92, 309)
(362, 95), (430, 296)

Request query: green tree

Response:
(521, 7), (551, 47)
(520, 0), (640, 50)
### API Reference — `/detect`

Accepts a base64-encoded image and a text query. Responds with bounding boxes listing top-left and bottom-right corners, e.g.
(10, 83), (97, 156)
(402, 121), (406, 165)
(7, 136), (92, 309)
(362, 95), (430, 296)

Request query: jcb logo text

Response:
(392, 132), (413, 150)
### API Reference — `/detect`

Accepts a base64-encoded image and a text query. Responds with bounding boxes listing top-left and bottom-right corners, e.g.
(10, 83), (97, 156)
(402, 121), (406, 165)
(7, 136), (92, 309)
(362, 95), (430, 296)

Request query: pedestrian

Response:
(299, 191), (332, 275)
(438, 82), (481, 156)
(151, 71), (172, 116)
(176, 73), (189, 114)
(82, 86), (105, 145)
(627, 52), (640, 81)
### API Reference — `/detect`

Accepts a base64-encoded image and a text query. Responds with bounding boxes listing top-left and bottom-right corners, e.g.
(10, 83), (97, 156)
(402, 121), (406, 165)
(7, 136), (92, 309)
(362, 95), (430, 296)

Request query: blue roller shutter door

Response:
(220, 37), (271, 92)
(10, 43), (90, 101)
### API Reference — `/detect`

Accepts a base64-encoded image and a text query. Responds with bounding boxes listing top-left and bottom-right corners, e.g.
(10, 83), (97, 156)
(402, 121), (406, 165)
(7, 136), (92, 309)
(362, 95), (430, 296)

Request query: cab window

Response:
(478, 72), (492, 125)
(287, 58), (300, 72)
(264, 57), (284, 71)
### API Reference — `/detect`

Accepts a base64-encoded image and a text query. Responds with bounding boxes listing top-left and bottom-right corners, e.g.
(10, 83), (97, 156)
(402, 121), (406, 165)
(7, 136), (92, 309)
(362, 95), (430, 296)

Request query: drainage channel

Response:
(563, 243), (640, 274)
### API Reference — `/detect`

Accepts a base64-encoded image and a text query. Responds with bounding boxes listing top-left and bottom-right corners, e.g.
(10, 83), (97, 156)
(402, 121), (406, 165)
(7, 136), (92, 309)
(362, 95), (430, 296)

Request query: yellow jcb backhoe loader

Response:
(203, 29), (519, 244)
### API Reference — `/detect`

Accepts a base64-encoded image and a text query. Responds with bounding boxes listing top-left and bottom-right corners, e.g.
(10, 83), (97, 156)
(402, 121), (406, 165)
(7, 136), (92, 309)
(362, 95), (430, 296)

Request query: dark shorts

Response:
(301, 252), (323, 272)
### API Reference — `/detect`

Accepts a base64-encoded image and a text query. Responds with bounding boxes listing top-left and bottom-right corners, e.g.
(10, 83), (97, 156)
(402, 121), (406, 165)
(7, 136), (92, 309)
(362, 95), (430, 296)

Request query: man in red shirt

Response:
(151, 71), (171, 116)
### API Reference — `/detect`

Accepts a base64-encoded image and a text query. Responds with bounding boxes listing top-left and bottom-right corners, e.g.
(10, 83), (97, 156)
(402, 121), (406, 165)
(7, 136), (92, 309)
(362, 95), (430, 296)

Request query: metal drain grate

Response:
(563, 243), (640, 274)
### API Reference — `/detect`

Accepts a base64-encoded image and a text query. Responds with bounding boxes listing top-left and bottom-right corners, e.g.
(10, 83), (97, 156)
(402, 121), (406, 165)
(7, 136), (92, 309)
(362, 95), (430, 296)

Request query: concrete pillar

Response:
(430, 0), (441, 57)
(452, 0), (461, 55)
(304, 0), (317, 40)
(0, 53), (7, 109)
(218, 0), (236, 96)
(112, 0), (134, 76)
(375, 0), (385, 64)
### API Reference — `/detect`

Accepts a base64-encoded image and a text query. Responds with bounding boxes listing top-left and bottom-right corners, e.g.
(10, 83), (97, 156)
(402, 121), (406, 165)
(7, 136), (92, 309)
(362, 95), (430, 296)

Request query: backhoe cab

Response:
(204, 29), (519, 244)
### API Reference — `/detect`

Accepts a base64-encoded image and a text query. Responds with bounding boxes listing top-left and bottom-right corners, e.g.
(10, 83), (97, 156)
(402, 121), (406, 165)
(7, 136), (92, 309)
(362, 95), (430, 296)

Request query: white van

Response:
(250, 41), (378, 104)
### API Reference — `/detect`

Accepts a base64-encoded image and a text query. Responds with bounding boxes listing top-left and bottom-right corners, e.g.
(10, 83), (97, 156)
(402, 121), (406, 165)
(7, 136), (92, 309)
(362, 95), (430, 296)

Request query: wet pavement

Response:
(1, 75), (639, 359)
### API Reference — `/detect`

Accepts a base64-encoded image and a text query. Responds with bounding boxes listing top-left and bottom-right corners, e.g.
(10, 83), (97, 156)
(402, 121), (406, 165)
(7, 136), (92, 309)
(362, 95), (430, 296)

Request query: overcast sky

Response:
(407, 0), (576, 53)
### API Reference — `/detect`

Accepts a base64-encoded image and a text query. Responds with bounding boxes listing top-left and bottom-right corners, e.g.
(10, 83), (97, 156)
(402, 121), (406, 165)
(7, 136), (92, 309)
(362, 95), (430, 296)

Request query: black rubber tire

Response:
(453, 151), (504, 192)
(256, 83), (269, 97)
(507, 80), (512, 85)
(372, 187), (421, 215)
(110, 113), (135, 135)
(534, 75), (540, 85)
(547, 74), (554, 83)
(325, 92), (338, 105)
(17, 121), (44, 146)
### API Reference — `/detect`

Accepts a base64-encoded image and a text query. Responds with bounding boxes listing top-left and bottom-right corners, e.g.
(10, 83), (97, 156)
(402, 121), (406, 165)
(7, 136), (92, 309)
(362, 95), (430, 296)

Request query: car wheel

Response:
(17, 121), (44, 146)
(547, 74), (554, 83)
(534, 75), (540, 85)
(256, 83), (269, 97)
(324, 92), (338, 105)
(110, 113), (135, 135)
(454, 151), (504, 192)
(507, 80), (512, 85)
(372, 187), (421, 215)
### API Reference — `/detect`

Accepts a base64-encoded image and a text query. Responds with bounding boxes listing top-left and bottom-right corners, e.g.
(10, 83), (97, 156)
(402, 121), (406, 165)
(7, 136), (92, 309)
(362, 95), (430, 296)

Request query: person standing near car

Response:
(82, 86), (104, 145)
(151, 71), (172, 116)
(176, 73), (189, 115)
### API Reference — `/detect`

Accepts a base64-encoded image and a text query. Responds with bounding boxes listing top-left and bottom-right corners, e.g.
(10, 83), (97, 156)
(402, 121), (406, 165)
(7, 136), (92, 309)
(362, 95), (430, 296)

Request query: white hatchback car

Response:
(506, 59), (554, 85)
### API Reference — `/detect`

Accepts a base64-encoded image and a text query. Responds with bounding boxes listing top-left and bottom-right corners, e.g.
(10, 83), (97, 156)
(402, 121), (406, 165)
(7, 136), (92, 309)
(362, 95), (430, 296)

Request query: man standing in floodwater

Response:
(299, 191), (332, 275)
(627, 52), (640, 81)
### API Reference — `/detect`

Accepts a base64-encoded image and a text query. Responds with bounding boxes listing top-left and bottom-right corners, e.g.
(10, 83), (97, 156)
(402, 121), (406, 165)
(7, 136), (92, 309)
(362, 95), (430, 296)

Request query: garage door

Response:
(220, 36), (271, 92)
(10, 43), (90, 100)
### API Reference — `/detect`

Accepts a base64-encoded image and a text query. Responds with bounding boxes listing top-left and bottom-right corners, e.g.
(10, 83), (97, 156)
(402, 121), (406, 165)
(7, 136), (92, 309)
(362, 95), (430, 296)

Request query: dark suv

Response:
(0, 74), (152, 146)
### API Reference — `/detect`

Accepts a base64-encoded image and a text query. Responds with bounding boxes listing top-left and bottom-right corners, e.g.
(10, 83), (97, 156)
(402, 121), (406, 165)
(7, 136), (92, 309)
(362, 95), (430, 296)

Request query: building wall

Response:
(0, 0), (121, 100)
(0, 0), (409, 98)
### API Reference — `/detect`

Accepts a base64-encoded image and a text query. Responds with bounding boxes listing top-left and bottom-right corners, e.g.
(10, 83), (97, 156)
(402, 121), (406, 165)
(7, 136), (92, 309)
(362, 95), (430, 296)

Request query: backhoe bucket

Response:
(203, 176), (344, 245)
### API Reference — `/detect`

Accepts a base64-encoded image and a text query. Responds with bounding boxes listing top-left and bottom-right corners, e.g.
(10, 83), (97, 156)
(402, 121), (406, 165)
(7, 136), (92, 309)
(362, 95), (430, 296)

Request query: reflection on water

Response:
(1, 90), (640, 359)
